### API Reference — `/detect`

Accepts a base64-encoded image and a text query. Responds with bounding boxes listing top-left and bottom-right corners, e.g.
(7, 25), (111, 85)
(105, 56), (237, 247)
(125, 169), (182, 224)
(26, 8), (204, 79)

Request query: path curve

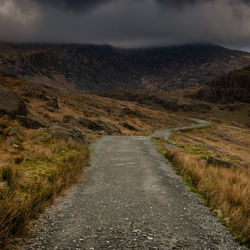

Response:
(20, 119), (241, 250)
(153, 118), (211, 141)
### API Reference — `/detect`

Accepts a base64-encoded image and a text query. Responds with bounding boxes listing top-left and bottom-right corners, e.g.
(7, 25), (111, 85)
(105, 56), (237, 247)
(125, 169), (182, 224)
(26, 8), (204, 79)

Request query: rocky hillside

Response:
(0, 73), (188, 139)
(0, 43), (250, 92)
(192, 66), (250, 103)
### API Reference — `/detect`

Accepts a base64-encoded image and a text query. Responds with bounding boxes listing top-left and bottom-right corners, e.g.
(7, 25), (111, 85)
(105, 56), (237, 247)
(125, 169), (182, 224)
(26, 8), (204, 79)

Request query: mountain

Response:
(192, 66), (250, 103)
(0, 43), (250, 92)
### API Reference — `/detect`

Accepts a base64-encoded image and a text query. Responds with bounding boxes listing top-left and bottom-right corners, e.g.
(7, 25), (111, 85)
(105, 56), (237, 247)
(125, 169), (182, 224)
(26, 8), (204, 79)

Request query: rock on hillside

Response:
(0, 89), (27, 118)
(193, 66), (250, 103)
(16, 116), (45, 129)
(48, 124), (86, 144)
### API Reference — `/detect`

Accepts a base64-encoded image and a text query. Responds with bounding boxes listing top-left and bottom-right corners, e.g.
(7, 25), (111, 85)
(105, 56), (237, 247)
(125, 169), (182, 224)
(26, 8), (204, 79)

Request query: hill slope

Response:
(1, 43), (250, 91)
(192, 66), (250, 103)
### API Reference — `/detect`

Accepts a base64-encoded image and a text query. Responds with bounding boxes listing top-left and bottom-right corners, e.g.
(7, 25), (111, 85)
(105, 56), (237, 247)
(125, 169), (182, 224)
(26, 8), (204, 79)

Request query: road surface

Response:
(21, 120), (241, 249)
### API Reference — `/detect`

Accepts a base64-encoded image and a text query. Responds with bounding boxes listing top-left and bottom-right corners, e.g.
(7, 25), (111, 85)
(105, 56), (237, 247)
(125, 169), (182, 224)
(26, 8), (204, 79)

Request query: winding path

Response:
(21, 119), (241, 250)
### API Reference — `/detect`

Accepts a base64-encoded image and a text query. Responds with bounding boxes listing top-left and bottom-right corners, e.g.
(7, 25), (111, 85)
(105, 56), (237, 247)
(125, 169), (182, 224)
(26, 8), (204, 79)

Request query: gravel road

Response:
(20, 120), (241, 250)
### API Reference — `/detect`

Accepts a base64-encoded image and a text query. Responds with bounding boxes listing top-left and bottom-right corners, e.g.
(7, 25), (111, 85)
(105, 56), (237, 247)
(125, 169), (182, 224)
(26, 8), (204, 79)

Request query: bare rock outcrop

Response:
(79, 117), (121, 134)
(0, 89), (27, 119)
(193, 66), (250, 103)
(48, 124), (86, 145)
(16, 116), (45, 129)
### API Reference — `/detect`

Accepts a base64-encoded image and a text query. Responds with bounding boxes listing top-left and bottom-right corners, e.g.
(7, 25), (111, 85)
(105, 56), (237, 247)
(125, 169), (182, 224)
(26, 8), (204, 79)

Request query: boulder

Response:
(45, 98), (59, 109)
(118, 106), (145, 118)
(0, 123), (7, 129)
(0, 89), (27, 119)
(8, 127), (24, 137)
(119, 106), (131, 117)
(121, 122), (137, 131)
(48, 124), (86, 144)
(20, 88), (50, 101)
(99, 121), (121, 134)
(78, 117), (102, 130)
(43, 113), (58, 123)
(206, 156), (234, 168)
(79, 117), (121, 134)
(63, 115), (74, 123)
(6, 137), (23, 149)
(16, 116), (45, 129)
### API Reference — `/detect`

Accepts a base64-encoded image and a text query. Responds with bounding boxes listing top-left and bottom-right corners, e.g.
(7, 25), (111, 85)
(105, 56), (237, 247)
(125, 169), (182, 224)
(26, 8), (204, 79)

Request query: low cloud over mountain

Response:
(0, 0), (250, 49)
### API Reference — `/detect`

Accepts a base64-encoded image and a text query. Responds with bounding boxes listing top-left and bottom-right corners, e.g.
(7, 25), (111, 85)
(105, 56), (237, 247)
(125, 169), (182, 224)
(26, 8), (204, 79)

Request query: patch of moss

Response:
(183, 144), (211, 155)
(151, 137), (167, 156)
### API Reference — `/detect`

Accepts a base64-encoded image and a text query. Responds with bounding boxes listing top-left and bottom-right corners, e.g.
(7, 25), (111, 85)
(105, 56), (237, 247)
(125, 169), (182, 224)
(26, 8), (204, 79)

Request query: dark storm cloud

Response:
(29, 0), (214, 11)
(156, 0), (213, 7)
(34, 0), (114, 11)
(20, 0), (250, 11)
(34, 0), (250, 9)
(0, 0), (250, 49)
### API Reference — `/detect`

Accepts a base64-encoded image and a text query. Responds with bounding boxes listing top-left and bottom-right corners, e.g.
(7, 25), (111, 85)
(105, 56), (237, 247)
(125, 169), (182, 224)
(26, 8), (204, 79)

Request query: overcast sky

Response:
(0, 0), (250, 50)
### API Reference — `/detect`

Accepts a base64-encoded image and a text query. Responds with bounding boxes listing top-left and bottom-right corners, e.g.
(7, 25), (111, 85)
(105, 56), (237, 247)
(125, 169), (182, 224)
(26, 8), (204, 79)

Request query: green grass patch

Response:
(0, 139), (90, 248)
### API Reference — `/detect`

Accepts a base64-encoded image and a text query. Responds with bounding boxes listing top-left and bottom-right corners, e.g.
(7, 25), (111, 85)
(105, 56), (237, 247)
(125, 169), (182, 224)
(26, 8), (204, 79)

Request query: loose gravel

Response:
(20, 121), (242, 249)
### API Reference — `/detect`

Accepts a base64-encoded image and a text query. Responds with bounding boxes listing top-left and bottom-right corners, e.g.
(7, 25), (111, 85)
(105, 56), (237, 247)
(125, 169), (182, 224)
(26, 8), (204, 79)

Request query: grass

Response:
(0, 129), (90, 248)
(167, 122), (250, 166)
(162, 146), (250, 246)
(153, 122), (250, 246)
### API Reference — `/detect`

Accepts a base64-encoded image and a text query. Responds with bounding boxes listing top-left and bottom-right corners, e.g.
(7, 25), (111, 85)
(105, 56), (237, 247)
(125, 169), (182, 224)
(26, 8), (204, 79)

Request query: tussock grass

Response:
(0, 132), (89, 248)
(164, 148), (250, 246)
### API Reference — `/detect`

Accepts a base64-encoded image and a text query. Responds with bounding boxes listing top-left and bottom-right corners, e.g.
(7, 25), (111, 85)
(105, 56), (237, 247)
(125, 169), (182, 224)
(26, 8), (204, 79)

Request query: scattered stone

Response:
(119, 106), (131, 117)
(0, 123), (7, 129)
(20, 88), (50, 101)
(206, 156), (234, 168)
(0, 122), (7, 135)
(43, 113), (58, 123)
(17, 116), (45, 129)
(14, 156), (24, 164)
(79, 118), (120, 134)
(8, 127), (24, 137)
(63, 115), (74, 123)
(98, 130), (107, 136)
(79, 118), (102, 130)
(0, 89), (27, 119)
(7, 137), (22, 149)
(48, 124), (86, 144)
(99, 121), (120, 134)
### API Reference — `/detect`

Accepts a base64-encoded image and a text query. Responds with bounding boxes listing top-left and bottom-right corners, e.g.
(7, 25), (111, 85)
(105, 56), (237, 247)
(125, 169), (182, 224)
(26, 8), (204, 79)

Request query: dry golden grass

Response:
(0, 127), (89, 248)
(162, 147), (250, 245)
(162, 121), (250, 245)
(168, 122), (250, 166)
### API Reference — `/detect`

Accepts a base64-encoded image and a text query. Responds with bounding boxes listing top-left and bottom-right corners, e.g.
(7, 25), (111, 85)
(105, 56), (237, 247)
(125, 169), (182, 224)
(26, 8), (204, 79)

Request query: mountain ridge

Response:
(1, 43), (250, 92)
